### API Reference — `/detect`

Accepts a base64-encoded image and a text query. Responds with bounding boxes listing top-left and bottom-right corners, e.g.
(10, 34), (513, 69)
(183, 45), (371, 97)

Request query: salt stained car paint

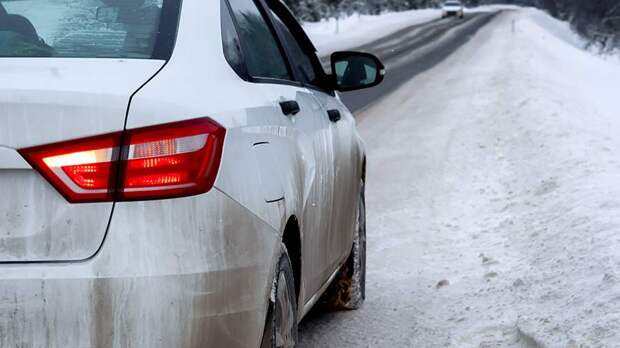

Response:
(0, 0), (382, 346)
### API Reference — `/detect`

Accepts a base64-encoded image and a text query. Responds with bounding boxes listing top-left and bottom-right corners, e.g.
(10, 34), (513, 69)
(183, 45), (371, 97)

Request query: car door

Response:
(223, 0), (336, 300)
(263, 1), (359, 288)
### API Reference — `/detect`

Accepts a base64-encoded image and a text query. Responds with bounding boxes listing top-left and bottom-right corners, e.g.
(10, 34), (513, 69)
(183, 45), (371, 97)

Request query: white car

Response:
(442, 0), (465, 18)
(0, 0), (384, 347)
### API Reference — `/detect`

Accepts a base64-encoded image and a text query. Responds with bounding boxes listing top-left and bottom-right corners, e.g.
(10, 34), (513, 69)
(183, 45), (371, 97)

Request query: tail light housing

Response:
(19, 118), (226, 203)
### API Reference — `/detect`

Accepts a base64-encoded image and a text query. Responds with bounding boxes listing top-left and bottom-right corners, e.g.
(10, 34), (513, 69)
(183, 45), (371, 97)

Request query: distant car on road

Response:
(442, 0), (465, 18)
(0, 0), (385, 346)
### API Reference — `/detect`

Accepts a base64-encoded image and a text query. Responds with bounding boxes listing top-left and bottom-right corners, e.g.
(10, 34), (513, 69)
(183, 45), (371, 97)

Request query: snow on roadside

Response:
(351, 7), (620, 348)
(468, 4), (522, 13)
(520, 7), (586, 49)
(303, 9), (440, 55)
(491, 9), (620, 347)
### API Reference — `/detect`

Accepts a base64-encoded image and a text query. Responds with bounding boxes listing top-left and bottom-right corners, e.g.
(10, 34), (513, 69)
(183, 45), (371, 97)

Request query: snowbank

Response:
(520, 7), (586, 49)
(491, 10), (620, 347)
(303, 9), (440, 55)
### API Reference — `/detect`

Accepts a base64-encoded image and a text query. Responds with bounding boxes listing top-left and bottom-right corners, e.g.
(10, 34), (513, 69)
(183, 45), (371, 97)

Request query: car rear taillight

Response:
(19, 118), (226, 203)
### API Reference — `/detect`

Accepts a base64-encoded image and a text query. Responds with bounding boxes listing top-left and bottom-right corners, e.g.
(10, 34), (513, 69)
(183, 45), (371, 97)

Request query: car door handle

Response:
(327, 109), (341, 123)
(279, 100), (300, 116)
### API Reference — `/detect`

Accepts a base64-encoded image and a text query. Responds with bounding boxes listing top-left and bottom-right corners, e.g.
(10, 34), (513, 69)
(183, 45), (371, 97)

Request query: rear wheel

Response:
(319, 180), (367, 310)
(261, 247), (298, 348)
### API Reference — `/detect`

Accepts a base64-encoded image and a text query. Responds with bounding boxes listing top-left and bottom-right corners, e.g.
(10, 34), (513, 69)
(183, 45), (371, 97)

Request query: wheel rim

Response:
(275, 272), (296, 348)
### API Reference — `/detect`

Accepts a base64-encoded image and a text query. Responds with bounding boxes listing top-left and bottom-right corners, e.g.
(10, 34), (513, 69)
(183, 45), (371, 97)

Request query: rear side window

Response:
(268, 8), (321, 87)
(0, 0), (180, 59)
(221, 0), (246, 77)
(226, 0), (291, 81)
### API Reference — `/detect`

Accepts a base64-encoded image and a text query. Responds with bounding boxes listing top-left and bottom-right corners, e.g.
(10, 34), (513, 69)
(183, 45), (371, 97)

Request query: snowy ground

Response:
(300, 8), (620, 348)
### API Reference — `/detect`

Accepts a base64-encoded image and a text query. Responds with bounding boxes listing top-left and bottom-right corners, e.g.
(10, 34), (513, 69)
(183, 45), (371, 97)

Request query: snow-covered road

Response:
(338, 11), (498, 113)
(300, 8), (620, 348)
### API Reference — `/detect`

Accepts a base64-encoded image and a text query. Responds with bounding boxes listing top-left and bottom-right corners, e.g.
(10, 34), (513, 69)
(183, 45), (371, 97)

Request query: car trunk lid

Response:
(0, 58), (163, 262)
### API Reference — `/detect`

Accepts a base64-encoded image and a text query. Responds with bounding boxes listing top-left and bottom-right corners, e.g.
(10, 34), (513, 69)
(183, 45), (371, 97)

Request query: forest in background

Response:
(283, 0), (482, 21)
(533, 0), (620, 52)
(284, 0), (620, 52)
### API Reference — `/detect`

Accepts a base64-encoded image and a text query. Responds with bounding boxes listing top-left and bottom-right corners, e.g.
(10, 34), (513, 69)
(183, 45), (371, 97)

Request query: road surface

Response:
(338, 11), (500, 112)
(300, 10), (511, 347)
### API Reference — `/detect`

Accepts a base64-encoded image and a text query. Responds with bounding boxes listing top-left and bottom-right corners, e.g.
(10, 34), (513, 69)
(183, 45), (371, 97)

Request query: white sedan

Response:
(442, 0), (465, 18)
(0, 0), (385, 346)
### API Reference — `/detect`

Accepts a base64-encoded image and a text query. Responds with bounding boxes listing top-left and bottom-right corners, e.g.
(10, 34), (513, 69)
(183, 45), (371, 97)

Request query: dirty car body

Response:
(0, 0), (382, 346)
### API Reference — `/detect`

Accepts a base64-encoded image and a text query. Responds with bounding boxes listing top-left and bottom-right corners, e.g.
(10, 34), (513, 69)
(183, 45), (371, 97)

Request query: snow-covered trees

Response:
(283, 0), (454, 21)
(532, 0), (620, 52)
(284, 0), (487, 21)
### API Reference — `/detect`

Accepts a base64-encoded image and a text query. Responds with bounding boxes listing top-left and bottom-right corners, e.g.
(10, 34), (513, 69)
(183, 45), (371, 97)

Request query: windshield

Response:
(0, 0), (180, 59)
(444, 2), (461, 6)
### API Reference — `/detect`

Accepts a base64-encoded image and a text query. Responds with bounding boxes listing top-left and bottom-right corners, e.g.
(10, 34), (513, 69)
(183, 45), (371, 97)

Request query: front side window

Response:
(226, 0), (290, 81)
(0, 0), (180, 59)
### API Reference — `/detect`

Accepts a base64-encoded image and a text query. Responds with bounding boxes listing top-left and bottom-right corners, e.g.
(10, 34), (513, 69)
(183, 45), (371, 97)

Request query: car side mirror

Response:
(331, 51), (385, 92)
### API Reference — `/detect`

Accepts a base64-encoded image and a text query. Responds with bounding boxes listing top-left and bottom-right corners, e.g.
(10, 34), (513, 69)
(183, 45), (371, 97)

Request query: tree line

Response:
(532, 0), (620, 52)
(283, 0), (481, 22)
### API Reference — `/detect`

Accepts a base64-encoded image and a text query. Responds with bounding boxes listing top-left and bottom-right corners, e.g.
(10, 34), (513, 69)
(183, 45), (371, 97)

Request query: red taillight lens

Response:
(19, 118), (226, 203)
(119, 118), (225, 201)
(19, 133), (122, 203)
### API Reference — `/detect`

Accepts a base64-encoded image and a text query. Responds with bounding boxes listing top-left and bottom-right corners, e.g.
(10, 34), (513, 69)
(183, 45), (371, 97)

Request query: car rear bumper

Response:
(0, 189), (280, 347)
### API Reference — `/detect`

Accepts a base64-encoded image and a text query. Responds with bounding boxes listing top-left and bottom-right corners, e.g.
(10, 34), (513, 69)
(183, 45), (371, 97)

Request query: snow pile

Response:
(422, 9), (620, 347)
(520, 7), (586, 49)
(487, 9), (620, 347)
(303, 9), (440, 55)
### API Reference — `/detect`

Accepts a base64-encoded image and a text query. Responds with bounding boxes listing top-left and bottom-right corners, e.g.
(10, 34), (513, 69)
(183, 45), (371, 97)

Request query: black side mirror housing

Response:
(330, 51), (385, 92)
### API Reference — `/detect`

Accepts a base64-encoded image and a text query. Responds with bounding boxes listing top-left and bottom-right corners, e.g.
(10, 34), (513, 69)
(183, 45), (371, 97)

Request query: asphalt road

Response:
(299, 10), (502, 347)
(338, 11), (500, 113)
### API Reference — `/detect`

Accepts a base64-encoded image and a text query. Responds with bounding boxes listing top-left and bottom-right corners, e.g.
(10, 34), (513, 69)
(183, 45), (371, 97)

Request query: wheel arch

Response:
(361, 156), (367, 183)
(282, 215), (302, 303)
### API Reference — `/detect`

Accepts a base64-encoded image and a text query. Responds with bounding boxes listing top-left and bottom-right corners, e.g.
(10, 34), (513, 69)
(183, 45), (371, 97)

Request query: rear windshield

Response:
(0, 0), (180, 59)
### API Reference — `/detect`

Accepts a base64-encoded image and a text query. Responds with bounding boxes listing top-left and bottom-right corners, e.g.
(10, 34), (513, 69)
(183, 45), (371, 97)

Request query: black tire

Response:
(319, 180), (367, 310)
(260, 246), (298, 348)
